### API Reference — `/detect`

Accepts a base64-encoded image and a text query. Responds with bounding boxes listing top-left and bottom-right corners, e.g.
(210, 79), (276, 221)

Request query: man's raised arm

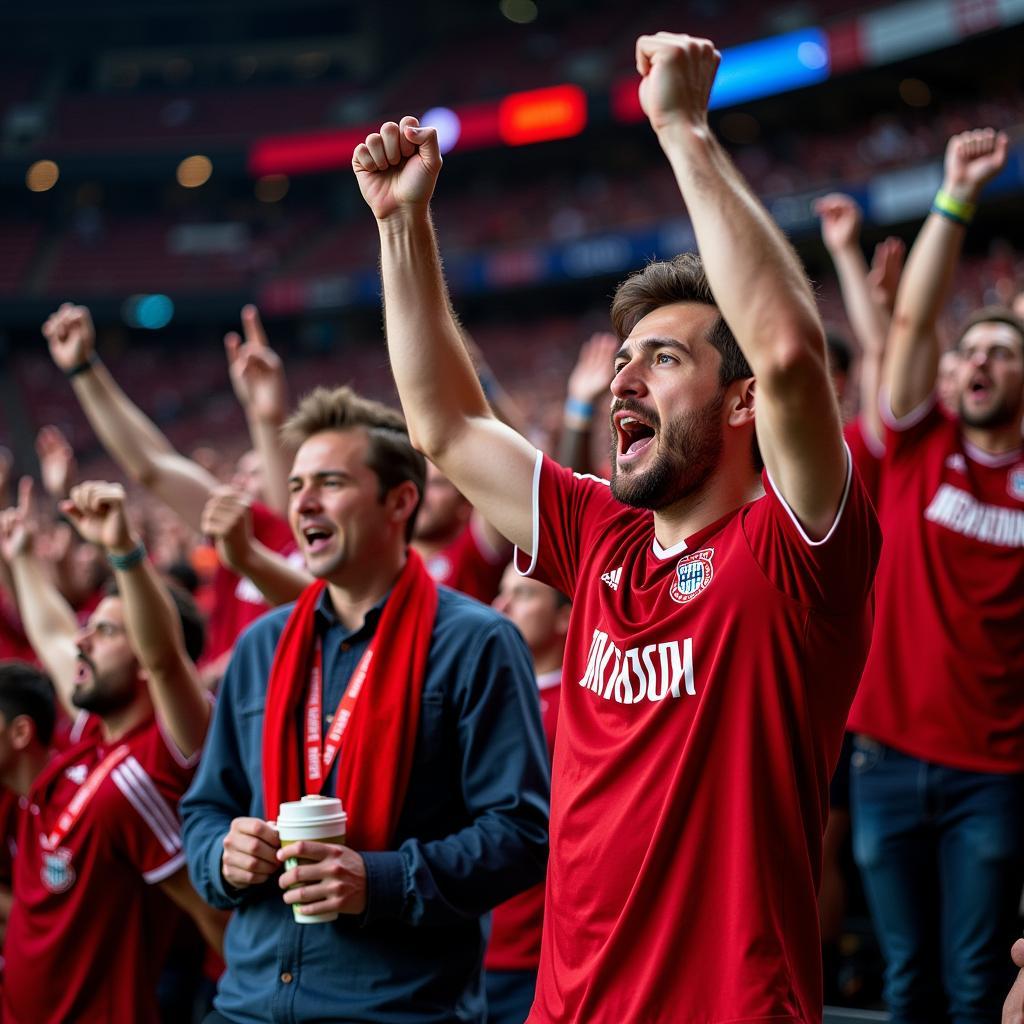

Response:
(883, 128), (1008, 418)
(0, 478), (79, 718)
(42, 304), (217, 533)
(639, 33), (843, 538)
(352, 116), (536, 553)
(62, 481), (210, 759)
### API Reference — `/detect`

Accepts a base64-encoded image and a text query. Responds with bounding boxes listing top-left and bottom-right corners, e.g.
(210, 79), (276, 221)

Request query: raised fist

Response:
(636, 33), (720, 134)
(353, 115), (442, 222)
(814, 193), (862, 254)
(42, 304), (96, 373)
(61, 481), (135, 555)
(942, 127), (1009, 201)
(201, 486), (253, 573)
(867, 236), (905, 314)
(0, 477), (37, 563)
(225, 305), (287, 423)
(35, 425), (77, 500)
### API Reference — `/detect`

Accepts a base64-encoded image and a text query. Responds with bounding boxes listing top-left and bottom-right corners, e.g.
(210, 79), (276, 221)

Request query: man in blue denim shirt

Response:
(181, 387), (550, 1024)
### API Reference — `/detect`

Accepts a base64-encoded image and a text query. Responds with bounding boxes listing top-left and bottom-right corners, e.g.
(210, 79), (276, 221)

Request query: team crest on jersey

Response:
(1009, 466), (1024, 502)
(669, 548), (714, 605)
(41, 846), (75, 894)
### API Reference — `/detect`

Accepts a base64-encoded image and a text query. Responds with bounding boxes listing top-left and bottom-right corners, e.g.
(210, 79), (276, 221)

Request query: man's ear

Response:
(727, 377), (756, 428)
(386, 481), (421, 532)
(10, 714), (36, 752)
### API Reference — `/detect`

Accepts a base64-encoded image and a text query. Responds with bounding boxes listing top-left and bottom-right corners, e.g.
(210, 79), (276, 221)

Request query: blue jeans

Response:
(850, 737), (1024, 1024)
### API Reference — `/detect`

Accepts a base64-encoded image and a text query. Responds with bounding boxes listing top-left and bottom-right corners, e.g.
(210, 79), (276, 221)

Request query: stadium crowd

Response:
(0, 28), (1022, 1024)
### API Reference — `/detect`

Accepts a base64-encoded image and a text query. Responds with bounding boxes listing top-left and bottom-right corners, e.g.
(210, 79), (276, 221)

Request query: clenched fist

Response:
(201, 486), (253, 574)
(42, 304), (96, 373)
(61, 481), (136, 555)
(636, 33), (721, 135)
(352, 115), (442, 222)
(814, 193), (862, 254)
(942, 127), (1009, 203)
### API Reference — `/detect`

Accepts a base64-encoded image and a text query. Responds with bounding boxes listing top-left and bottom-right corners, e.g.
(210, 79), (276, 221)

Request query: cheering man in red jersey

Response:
(354, 31), (880, 1024)
(847, 128), (1024, 1024)
(0, 480), (224, 1024)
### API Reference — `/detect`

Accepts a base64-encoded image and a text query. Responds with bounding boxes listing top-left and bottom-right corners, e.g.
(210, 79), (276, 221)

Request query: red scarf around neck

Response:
(262, 550), (438, 851)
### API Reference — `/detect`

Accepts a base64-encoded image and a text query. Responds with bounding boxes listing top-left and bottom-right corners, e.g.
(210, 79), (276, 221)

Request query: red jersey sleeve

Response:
(844, 417), (883, 506)
(250, 502), (296, 555)
(743, 445), (881, 611)
(881, 391), (949, 461)
(513, 452), (625, 598)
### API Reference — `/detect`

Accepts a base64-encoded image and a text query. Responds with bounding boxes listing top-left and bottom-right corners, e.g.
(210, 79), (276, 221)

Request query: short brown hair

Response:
(611, 254), (753, 385)
(611, 254), (761, 470)
(956, 306), (1024, 351)
(282, 386), (427, 539)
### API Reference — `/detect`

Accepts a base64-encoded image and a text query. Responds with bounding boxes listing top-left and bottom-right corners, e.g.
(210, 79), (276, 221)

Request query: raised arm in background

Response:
(201, 487), (310, 607)
(557, 332), (618, 474)
(42, 304), (218, 533)
(225, 305), (292, 518)
(62, 481), (210, 758)
(637, 33), (842, 536)
(354, 117), (537, 552)
(35, 425), (77, 504)
(815, 193), (904, 446)
(885, 128), (1008, 417)
(0, 478), (79, 715)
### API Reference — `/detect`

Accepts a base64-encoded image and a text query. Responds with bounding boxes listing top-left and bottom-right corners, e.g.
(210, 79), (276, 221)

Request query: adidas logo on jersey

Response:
(64, 764), (88, 786)
(600, 566), (623, 591)
(945, 453), (967, 474)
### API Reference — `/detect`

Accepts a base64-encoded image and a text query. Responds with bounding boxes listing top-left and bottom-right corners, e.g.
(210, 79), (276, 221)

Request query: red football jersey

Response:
(423, 520), (508, 604)
(485, 670), (561, 972)
(3, 715), (197, 1024)
(516, 451), (879, 1024)
(203, 501), (297, 663)
(844, 416), (883, 507)
(848, 399), (1024, 772)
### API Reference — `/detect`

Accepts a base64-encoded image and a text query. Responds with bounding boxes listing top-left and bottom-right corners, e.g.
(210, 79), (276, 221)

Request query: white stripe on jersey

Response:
(120, 757), (181, 848)
(111, 758), (181, 855)
(142, 850), (186, 885)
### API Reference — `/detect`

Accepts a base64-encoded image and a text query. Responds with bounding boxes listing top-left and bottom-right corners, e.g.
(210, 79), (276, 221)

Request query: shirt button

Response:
(340, 642), (350, 652)
(280, 972), (293, 984)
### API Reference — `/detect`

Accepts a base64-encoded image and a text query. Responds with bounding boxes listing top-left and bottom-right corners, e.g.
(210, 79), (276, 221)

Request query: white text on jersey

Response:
(578, 629), (696, 703)
(925, 483), (1024, 548)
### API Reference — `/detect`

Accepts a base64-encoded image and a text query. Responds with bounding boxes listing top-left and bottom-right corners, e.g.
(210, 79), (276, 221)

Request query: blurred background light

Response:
(500, 0), (538, 24)
(26, 160), (59, 192)
(255, 173), (290, 202)
(177, 154), (213, 188)
(421, 107), (462, 154)
(899, 77), (932, 107)
(123, 293), (174, 329)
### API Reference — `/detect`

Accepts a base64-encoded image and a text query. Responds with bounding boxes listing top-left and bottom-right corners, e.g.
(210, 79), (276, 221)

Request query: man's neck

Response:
(962, 420), (1024, 457)
(4, 745), (52, 797)
(99, 695), (152, 744)
(327, 548), (407, 631)
(651, 469), (763, 551)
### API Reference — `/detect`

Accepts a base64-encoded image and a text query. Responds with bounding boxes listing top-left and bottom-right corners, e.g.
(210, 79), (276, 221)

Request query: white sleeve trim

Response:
(155, 700), (208, 770)
(143, 850), (186, 885)
(880, 387), (936, 432)
(764, 442), (853, 548)
(513, 448), (544, 579)
(858, 419), (886, 460)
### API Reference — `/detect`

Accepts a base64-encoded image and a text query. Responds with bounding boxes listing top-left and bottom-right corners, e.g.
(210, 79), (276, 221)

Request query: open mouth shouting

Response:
(300, 521), (336, 555)
(965, 371), (994, 404)
(74, 653), (97, 688)
(613, 406), (658, 464)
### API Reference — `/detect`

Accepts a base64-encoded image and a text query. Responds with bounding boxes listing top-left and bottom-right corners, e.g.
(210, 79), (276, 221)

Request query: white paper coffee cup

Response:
(275, 795), (348, 924)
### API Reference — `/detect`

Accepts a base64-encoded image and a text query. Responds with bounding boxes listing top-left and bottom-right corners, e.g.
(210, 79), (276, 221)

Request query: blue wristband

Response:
(107, 542), (146, 571)
(565, 397), (595, 420)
